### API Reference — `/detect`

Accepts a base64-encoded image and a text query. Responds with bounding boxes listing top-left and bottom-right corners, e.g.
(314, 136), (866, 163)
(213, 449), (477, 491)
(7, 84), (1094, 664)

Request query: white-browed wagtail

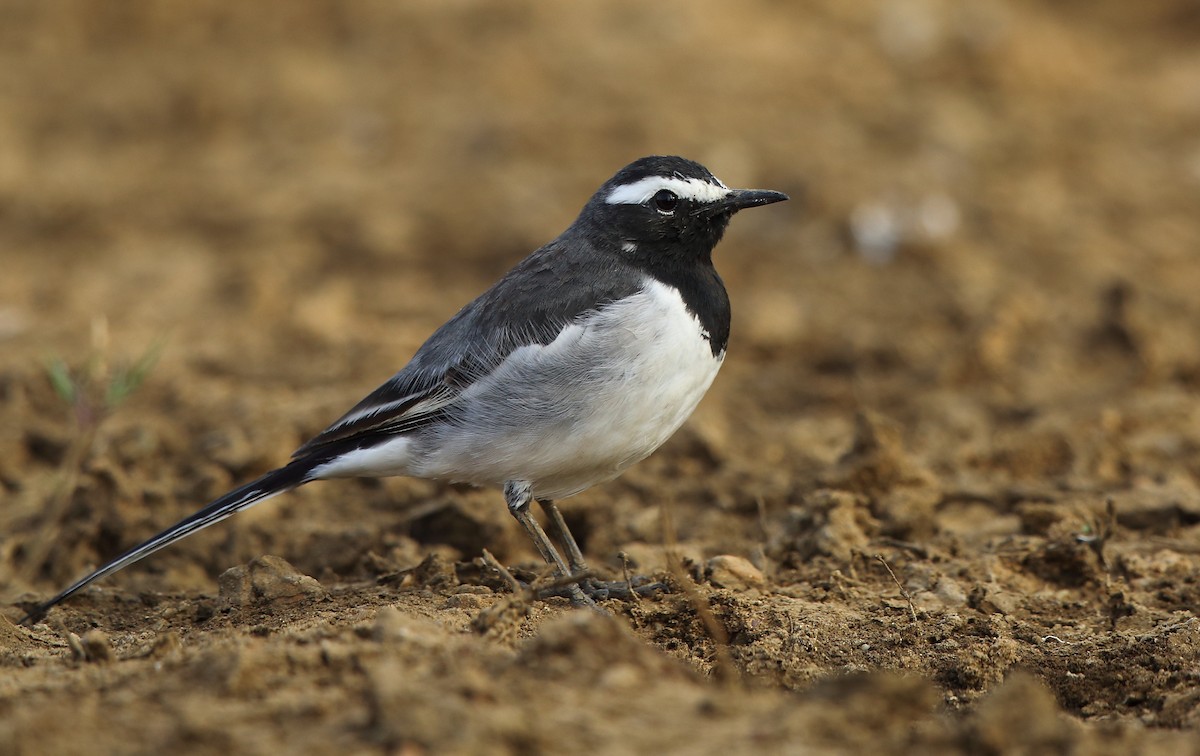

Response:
(21, 155), (787, 623)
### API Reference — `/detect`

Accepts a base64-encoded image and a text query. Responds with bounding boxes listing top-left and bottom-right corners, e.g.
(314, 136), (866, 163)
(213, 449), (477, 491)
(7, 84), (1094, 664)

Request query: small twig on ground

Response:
(480, 549), (523, 594)
(875, 554), (918, 622)
(472, 550), (532, 638)
(661, 497), (738, 685)
(618, 551), (640, 603)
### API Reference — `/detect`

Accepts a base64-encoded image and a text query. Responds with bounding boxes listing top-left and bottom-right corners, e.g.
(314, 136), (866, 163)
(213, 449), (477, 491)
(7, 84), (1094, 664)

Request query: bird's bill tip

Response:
(725, 188), (789, 211)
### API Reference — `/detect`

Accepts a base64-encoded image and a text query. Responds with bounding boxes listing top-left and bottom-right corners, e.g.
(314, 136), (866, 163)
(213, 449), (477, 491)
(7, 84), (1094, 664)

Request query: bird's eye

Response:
(652, 190), (679, 214)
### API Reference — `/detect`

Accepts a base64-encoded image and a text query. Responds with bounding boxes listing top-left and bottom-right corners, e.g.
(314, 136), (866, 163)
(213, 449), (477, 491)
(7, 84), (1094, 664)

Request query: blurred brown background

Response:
(3, 1), (1200, 753)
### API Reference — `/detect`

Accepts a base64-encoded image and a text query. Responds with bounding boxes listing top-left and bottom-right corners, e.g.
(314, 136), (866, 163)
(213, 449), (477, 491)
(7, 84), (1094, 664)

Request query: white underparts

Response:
(312, 279), (724, 500)
(605, 175), (730, 206)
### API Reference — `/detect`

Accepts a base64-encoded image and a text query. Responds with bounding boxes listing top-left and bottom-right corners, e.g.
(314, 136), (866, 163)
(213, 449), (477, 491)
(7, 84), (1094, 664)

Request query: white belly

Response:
(415, 278), (724, 498)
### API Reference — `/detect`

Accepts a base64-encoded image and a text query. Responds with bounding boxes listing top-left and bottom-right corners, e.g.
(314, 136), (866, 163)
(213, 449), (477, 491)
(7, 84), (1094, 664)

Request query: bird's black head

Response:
(577, 155), (788, 265)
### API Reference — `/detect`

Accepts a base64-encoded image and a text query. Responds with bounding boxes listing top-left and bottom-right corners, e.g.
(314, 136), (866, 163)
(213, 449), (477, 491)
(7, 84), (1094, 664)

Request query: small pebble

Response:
(219, 555), (327, 606)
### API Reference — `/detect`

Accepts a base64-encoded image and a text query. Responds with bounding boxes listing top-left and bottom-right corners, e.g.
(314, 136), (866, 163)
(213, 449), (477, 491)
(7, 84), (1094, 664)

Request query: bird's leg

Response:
(503, 481), (593, 606)
(536, 497), (669, 603)
(537, 498), (588, 575)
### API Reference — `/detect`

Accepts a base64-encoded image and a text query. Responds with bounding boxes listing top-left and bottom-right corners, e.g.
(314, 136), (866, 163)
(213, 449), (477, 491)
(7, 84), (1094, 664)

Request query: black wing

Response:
(292, 235), (644, 460)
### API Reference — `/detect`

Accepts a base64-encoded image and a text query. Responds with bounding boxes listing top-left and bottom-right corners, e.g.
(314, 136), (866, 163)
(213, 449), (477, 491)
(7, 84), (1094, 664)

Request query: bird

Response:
(20, 155), (788, 625)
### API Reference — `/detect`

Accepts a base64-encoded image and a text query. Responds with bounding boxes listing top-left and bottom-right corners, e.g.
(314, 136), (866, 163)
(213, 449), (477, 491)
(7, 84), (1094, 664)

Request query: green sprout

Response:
(43, 328), (166, 429)
(19, 322), (167, 585)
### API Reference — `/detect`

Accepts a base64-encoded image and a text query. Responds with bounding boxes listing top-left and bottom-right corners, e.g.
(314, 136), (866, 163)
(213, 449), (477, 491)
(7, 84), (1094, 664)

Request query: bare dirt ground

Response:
(3, 2), (1200, 753)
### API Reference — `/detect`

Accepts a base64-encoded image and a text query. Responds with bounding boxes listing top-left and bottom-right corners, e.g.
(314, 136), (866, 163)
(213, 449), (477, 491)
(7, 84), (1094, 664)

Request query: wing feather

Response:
(292, 236), (645, 461)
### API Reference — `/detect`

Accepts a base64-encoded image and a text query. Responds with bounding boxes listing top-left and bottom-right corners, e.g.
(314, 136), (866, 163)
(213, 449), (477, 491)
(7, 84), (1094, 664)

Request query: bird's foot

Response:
(537, 574), (668, 604)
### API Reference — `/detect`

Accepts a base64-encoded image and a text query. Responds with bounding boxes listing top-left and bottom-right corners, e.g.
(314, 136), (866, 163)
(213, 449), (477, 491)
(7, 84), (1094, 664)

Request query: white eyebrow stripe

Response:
(605, 176), (730, 205)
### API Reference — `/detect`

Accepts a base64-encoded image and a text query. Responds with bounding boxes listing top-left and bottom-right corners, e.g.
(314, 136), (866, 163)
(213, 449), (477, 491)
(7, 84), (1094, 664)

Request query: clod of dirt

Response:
(1022, 537), (1104, 588)
(705, 555), (766, 591)
(469, 592), (531, 642)
(217, 555), (328, 607)
(908, 572), (969, 611)
(964, 671), (1077, 753)
(371, 605), (452, 647)
(983, 429), (1076, 480)
(1015, 501), (1069, 536)
(772, 488), (877, 564)
(79, 628), (115, 664)
(800, 672), (942, 747)
(967, 585), (1023, 616)
(411, 552), (461, 591)
(0, 614), (40, 658)
(825, 411), (937, 491)
(516, 611), (693, 685)
(147, 630), (183, 660)
(822, 410), (942, 539)
(1111, 487), (1200, 533)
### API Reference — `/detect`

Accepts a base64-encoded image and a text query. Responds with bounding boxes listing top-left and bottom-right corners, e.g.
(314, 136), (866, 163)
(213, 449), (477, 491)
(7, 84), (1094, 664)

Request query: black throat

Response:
(597, 227), (730, 357)
(571, 211), (735, 357)
(647, 257), (731, 357)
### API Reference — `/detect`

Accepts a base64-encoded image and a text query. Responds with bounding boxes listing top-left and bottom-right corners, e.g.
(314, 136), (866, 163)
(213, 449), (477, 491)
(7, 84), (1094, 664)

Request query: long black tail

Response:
(19, 459), (317, 626)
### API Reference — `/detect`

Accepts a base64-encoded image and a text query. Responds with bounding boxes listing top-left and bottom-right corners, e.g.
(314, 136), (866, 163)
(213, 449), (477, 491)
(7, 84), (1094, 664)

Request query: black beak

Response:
(718, 188), (790, 214)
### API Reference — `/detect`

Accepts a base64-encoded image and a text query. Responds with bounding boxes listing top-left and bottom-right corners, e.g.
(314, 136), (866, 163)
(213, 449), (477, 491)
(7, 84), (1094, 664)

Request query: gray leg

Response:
(536, 497), (666, 603)
(538, 499), (588, 575)
(504, 481), (592, 606)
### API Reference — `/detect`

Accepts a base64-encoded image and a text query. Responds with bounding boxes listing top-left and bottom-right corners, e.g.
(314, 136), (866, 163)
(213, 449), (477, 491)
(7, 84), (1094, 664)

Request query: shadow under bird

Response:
(20, 155), (788, 624)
